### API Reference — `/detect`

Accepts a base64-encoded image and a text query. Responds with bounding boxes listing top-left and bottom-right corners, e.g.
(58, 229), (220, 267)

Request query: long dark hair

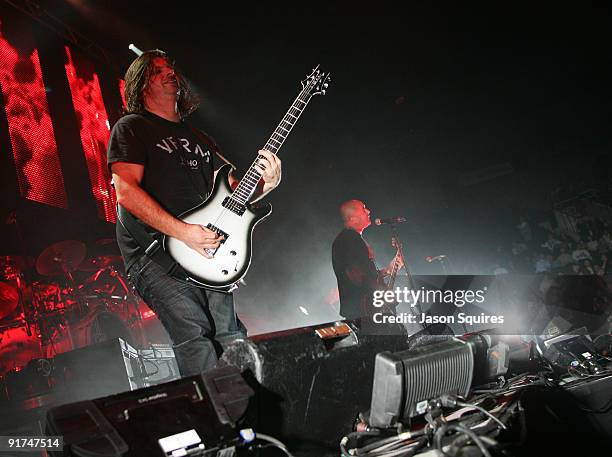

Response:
(123, 49), (199, 118)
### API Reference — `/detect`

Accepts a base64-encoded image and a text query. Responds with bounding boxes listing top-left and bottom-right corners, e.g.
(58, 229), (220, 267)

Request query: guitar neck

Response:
(387, 249), (402, 291)
(230, 85), (315, 205)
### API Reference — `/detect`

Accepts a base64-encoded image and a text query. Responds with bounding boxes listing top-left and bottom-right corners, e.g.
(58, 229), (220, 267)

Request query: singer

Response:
(331, 200), (401, 320)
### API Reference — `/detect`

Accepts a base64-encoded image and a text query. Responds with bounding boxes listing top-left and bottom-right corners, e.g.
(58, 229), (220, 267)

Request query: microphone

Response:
(374, 216), (407, 226)
(426, 255), (447, 263)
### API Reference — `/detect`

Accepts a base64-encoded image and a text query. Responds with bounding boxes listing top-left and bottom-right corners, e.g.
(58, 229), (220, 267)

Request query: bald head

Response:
(340, 200), (371, 233)
(340, 200), (362, 221)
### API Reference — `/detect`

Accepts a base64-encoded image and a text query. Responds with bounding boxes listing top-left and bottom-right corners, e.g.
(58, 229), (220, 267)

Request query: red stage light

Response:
(142, 310), (157, 320)
(0, 20), (68, 208)
(64, 46), (117, 222)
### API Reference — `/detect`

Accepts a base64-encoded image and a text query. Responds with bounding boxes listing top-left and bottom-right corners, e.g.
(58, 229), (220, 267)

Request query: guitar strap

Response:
(188, 126), (236, 180)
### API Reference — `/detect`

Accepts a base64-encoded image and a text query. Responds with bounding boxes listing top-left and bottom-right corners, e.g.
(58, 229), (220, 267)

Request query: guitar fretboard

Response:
(229, 78), (317, 205)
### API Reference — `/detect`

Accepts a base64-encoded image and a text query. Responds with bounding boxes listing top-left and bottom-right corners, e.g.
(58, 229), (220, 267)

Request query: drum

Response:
(0, 281), (19, 320)
(2, 358), (52, 401)
(0, 325), (42, 376)
(32, 281), (76, 315)
(42, 310), (135, 357)
(0, 256), (33, 322)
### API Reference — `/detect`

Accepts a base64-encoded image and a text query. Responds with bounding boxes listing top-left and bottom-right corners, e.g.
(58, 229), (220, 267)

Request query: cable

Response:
(471, 378), (549, 399)
(440, 395), (508, 430)
(471, 373), (547, 395)
(358, 439), (422, 457)
(567, 366), (612, 379)
(341, 431), (426, 457)
(457, 402), (508, 431)
(434, 424), (492, 457)
(140, 357), (160, 377)
(255, 433), (295, 457)
(354, 431), (422, 454)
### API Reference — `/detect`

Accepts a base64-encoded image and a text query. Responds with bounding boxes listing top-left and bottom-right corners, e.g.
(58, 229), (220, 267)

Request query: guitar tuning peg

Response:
(323, 83), (328, 88)
(321, 90), (326, 95)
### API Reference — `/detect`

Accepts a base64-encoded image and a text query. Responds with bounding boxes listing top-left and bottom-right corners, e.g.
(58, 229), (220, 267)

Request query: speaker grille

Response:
(403, 339), (473, 418)
(369, 338), (473, 427)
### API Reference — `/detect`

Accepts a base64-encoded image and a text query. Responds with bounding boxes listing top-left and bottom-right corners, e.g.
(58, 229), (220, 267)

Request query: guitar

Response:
(378, 236), (403, 314)
(164, 66), (330, 290)
(385, 236), (404, 292)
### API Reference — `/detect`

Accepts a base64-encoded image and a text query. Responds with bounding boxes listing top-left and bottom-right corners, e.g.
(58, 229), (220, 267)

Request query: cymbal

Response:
(36, 240), (86, 276)
(78, 255), (123, 272)
(0, 281), (19, 320)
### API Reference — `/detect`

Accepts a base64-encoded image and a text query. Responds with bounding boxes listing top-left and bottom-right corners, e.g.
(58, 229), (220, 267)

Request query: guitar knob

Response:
(230, 250), (237, 256)
(222, 270), (229, 275)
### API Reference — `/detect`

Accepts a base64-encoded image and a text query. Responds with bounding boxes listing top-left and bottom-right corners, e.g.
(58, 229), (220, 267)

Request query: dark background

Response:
(1, 2), (611, 333)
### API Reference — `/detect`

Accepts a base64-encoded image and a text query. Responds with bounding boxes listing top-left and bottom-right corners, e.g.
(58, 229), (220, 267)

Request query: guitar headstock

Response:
(302, 65), (331, 96)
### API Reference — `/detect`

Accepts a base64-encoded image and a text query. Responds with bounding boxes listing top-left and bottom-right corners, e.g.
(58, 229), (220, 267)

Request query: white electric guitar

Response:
(164, 66), (330, 290)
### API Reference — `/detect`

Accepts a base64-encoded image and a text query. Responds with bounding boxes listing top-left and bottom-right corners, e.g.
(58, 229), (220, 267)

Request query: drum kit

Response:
(0, 238), (151, 400)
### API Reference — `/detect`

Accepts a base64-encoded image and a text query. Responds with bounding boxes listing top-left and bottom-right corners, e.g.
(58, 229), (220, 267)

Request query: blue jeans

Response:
(128, 256), (246, 377)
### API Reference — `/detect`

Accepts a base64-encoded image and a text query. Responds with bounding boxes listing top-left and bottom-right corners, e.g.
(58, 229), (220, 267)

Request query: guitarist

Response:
(331, 200), (401, 324)
(106, 50), (281, 377)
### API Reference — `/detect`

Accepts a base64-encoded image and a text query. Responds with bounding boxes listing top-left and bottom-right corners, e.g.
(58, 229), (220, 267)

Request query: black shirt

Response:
(331, 228), (381, 319)
(106, 111), (221, 271)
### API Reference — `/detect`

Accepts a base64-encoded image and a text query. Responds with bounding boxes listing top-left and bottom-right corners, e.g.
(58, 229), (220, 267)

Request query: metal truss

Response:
(3, 0), (114, 67)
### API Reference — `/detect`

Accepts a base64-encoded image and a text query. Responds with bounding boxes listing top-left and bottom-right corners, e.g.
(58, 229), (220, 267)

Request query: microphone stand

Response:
(440, 257), (450, 274)
(7, 210), (34, 337)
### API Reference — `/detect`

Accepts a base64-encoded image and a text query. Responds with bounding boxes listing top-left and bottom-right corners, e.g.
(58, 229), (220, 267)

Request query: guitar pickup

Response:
(222, 197), (246, 216)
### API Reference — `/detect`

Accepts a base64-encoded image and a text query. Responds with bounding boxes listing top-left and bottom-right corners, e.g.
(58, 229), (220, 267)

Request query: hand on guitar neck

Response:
(381, 252), (404, 277)
(377, 239), (405, 316)
(380, 238), (404, 279)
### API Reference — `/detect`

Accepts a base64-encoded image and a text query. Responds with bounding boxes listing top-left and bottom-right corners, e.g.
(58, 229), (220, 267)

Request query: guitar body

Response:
(163, 164), (272, 290)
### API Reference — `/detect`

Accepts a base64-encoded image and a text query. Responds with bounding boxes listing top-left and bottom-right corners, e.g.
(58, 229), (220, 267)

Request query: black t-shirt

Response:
(331, 228), (381, 319)
(106, 111), (221, 271)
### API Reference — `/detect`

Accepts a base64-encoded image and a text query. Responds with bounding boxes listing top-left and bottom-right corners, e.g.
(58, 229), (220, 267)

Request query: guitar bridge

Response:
(206, 224), (229, 241)
(222, 197), (246, 216)
(203, 223), (229, 257)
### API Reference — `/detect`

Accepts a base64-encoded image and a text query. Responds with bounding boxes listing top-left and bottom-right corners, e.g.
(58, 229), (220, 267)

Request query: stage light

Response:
(128, 43), (143, 56)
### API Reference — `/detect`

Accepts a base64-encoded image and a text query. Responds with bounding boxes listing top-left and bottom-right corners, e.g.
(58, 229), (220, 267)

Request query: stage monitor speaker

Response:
(45, 365), (253, 457)
(52, 337), (141, 405)
(220, 320), (410, 449)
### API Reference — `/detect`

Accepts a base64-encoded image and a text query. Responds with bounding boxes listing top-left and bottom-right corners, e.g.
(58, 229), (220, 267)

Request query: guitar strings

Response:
(230, 75), (317, 204)
(207, 75), (319, 232)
